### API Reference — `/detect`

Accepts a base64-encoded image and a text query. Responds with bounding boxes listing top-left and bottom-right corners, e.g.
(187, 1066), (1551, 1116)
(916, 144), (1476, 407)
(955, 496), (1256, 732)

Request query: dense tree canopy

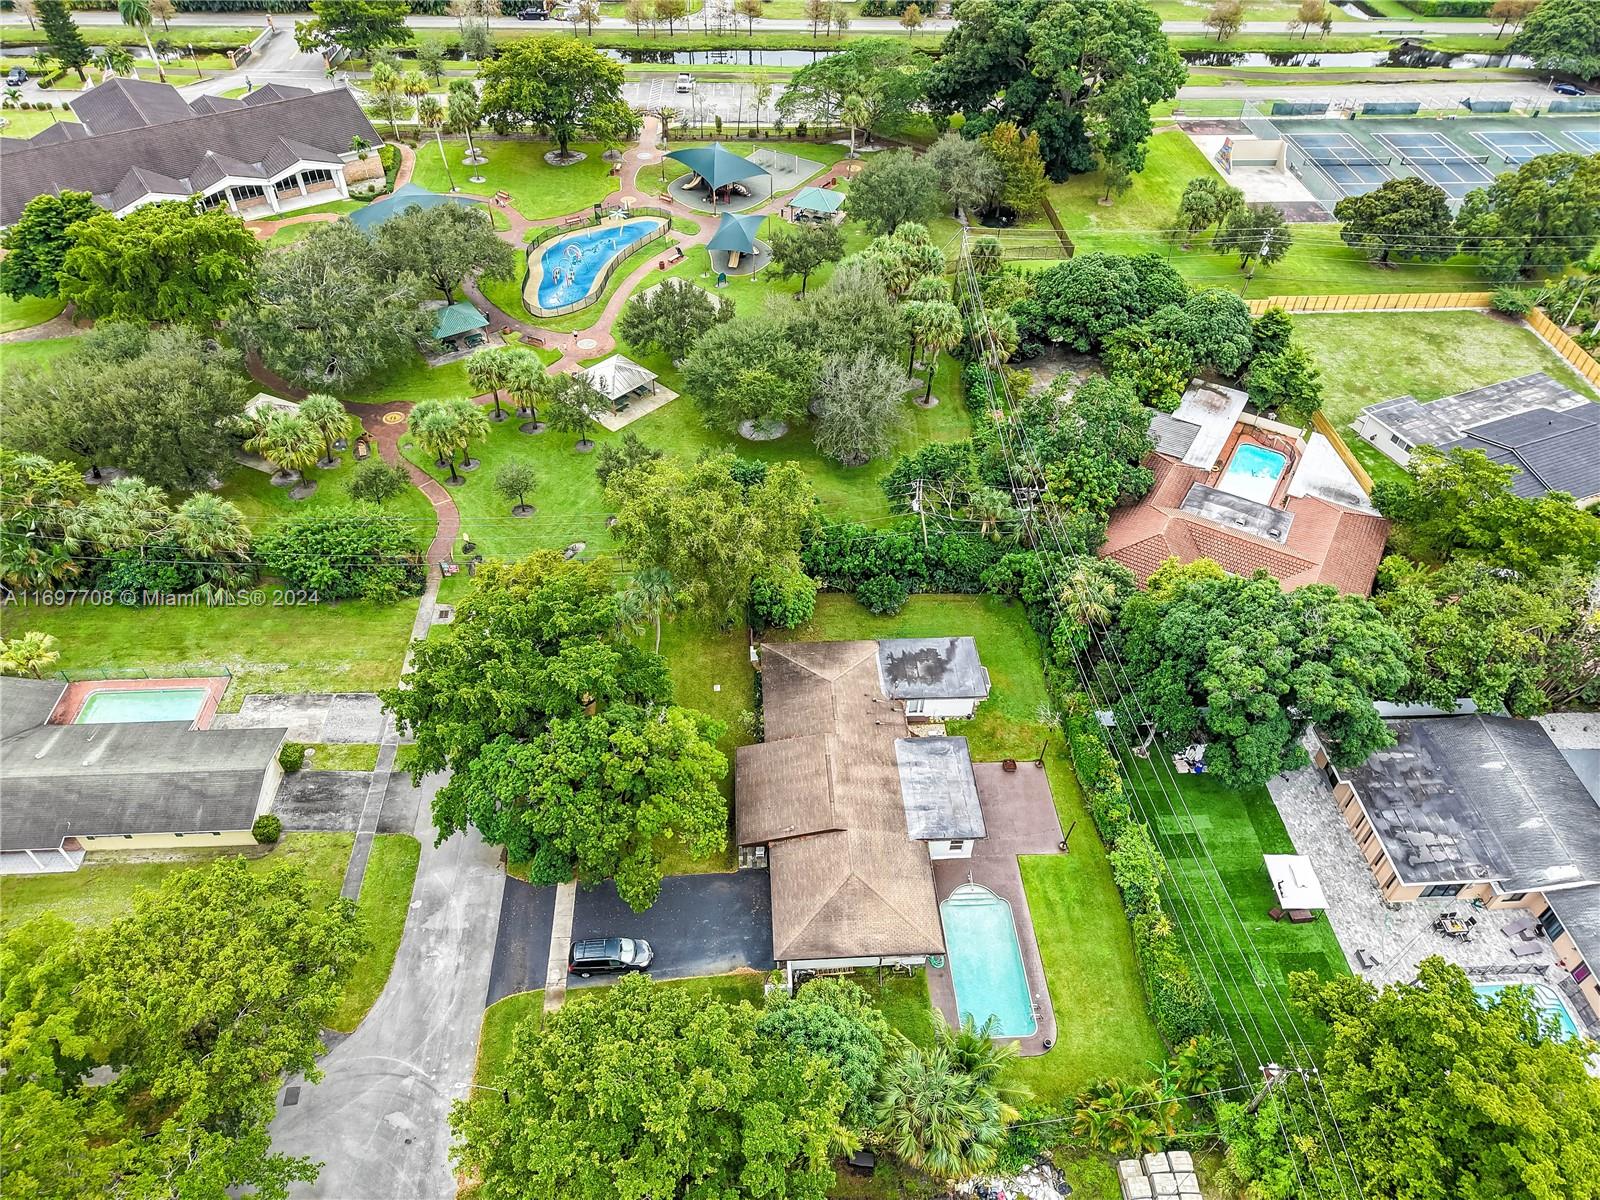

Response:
(478, 38), (636, 157)
(775, 38), (928, 137)
(1030, 375), (1157, 547)
(606, 453), (816, 626)
(255, 507), (424, 601)
(1333, 176), (1457, 264)
(1015, 251), (1188, 353)
(296, 0), (411, 56)
(232, 220), (434, 391)
(451, 974), (849, 1200)
(767, 220), (846, 297)
(925, 0), (1186, 180)
(615, 277), (730, 360)
(1510, 0), (1600, 79)
(1456, 152), (1600, 279)
(0, 190), (99, 300)
(0, 858), (364, 1200)
(682, 312), (822, 432)
(1117, 561), (1410, 787)
(812, 347), (913, 466)
(374, 202), (516, 301)
(1145, 288), (1255, 376)
(56, 201), (260, 326)
(756, 978), (892, 1127)
(844, 148), (941, 235)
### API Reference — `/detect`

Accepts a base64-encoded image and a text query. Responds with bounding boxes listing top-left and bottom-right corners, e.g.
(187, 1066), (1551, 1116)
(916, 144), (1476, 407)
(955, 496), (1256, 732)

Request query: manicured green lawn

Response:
(852, 968), (940, 1050)
(1125, 761), (1349, 1059)
(1048, 131), (1491, 297)
(306, 743), (382, 771)
(1296, 309), (1600, 486)
(0, 107), (78, 139)
(0, 293), (66, 332)
(0, 832), (354, 930)
(410, 139), (619, 220)
(338, 351), (471, 405)
(328, 834), (422, 1032)
(219, 454), (438, 542)
(473, 972), (768, 1086)
(773, 595), (1164, 1101)
(0, 335), (79, 380)
(1, 597), (419, 710)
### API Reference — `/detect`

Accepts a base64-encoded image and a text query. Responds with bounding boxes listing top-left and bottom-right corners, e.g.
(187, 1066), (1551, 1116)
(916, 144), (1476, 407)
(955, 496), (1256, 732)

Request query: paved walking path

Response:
(0, 307), (87, 343)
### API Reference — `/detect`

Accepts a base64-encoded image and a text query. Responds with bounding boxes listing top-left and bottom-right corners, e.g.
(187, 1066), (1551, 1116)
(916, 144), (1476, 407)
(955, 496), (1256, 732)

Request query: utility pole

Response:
(1247, 1063), (1288, 1114)
(914, 479), (928, 551)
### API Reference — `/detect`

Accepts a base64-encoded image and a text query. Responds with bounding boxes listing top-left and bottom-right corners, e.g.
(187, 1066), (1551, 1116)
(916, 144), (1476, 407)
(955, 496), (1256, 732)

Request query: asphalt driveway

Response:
(568, 870), (773, 988)
(485, 876), (558, 1006)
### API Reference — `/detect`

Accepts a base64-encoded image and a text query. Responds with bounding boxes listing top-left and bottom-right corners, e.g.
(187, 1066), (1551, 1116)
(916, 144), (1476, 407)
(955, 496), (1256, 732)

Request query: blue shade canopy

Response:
(665, 141), (770, 189)
(706, 211), (765, 254)
(348, 183), (484, 231)
(432, 301), (488, 340)
(789, 185), (844, 214)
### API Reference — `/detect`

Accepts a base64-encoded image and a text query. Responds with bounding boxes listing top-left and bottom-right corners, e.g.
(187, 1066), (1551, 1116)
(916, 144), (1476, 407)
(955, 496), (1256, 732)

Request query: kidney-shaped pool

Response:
(526, 217), (665, 316)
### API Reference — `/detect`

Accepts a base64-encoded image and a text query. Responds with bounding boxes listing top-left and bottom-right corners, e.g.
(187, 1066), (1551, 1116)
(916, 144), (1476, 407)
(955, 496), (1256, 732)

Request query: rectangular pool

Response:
(1216, 442), (1288, 505)
(939, 884), (1037, 1038)
(1473, 981), (1582, 1041)
(75, 687), (208, 725)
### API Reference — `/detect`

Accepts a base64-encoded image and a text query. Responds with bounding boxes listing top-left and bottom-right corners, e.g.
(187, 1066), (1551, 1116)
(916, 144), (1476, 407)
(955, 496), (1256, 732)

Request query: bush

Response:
(255, 507), (424, 602)
(278, 742), (306, 773)
(97, 546), (202, 599)
(748, 569), (817, 631)
(855, 574), (908, 615)
(802, 521), (1004, 601)
(251, 814), (283, 844)
(348, 461), (412, 505)
(1399, 0), (1492, 13)
(1491, 287), (1533, 316)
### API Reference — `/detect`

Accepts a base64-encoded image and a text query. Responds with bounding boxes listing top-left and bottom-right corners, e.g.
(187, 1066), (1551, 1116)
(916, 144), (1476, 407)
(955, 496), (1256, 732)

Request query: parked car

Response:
(6, 67), (27, 86)
(516, 5), (549, 17)
(568, 936), (654, 978)
(676, 73), (695, 93)
(1551, 81), (1586, 97)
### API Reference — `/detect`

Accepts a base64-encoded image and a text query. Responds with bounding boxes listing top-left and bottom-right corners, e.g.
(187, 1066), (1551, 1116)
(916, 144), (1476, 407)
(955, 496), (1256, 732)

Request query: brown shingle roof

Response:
(737, 641), (947, 961)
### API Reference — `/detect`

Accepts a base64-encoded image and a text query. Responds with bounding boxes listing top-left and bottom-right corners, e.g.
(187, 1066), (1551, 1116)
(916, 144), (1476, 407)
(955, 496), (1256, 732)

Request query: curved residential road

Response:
(271, 773), (504, 1200)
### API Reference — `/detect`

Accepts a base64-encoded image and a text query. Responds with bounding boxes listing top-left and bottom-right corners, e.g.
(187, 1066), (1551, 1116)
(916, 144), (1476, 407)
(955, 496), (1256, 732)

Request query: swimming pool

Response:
(939, 884), (1037, 1038)
(75, 687), (208, 725)
(1216, 442), (1288, 505)
(528, 217), (665, 315)
(1473, 981), (1583, 1041)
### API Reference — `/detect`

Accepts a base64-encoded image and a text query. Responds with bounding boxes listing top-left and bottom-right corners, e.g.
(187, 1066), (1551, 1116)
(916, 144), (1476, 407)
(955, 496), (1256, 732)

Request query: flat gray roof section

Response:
(1171, 380), (1249, 469)
(1, 677), (66, 733)
(1179, 483), (1294, 544)
(1546, 884), (1600, 976)
(1445, 403), (1600, 500)
(1343, 715), (1600, 890)
(1148, 411), (1201, 460)
(1360, 372), (1590, 450)
(894, 736), (987, 841)
(877, 637), (990, 701)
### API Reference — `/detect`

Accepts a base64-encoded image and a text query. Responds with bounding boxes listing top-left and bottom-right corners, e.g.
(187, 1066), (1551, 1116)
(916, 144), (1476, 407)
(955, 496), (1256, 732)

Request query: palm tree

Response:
(417, 95), (455, 192)
(1060, 563), (1118, 629)
(298, 394), (356, 468)
(409, 399), (459, 480)
(619, 566), (681, 653)
(96, 44), (136, 80)
(505, 352), (548, 429)
(466, 346), (518, 422)
(118, 0), (165, 82)
(937, 1013), (1029, 1120)
(840, 92), (870, 157)
(401, 69), (430, 122)
(752, 79), (772, 136)
(966, 485), (1016, 541)
(245, 412), (322, 487)
(447, 395), (492, 471)
(0, 631), (60, 679)
(545, 374), (601, 452)
(170, 494), (251, 585)
(368, 62), (403, 138)
(448, 79), (485, 174)
(907, 299), (964, 402)
(67, 477), (169, 556)
(873, 1042), (1005, 1180)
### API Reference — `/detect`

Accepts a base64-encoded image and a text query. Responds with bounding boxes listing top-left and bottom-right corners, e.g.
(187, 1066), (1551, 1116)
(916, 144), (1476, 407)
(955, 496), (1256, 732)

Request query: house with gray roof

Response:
(0, 678), (286, 875)
(1353, 373), (1600, 503)
(1311, 714), (1600, 1032)
(0, 78), (384, 226)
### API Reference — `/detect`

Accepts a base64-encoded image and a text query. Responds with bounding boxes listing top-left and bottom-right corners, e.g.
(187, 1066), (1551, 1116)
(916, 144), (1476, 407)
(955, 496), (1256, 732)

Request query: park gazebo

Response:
(578, 353), (658, 412)
(786, 185), (845, 223)
(665, 141), (771, 212)
(429, 301), (490, 357)
(707, 211), (770, 275)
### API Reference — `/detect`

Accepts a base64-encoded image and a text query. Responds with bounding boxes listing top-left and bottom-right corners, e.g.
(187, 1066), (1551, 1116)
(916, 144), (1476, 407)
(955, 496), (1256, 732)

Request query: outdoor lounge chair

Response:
(1503, 916), (1537, 938)
(1510, 940), (1543, 958)
(1288, 909), (1316, 924)
(1356, 949), (1380, 970)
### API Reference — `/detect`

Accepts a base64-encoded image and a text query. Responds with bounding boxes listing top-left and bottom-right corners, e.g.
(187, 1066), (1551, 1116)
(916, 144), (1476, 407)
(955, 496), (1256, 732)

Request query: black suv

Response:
(516, 5), (550, 18)
(568, 936), (654, 977)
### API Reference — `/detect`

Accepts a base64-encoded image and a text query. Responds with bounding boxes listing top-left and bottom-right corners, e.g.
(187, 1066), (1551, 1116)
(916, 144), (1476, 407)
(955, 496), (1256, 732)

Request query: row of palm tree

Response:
(240, 396), (356, 491)
(411, 396), (491, 485)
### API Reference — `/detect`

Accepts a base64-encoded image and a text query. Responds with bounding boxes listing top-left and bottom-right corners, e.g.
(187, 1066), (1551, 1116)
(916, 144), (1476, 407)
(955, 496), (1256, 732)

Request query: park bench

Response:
(352, 437), (371, 461)
(660, 245), (685, 268)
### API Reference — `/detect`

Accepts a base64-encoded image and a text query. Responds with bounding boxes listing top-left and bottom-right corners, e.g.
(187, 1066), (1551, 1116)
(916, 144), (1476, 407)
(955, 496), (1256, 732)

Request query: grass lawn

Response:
(1125, 761), (1348, 1060)
(0, 107), (78, 139)
(772, 595), (1164, 1102)
(1296, 309), (1600, 487)
(0, 293), (65, 333)
(0, 335), (79, 381)
(473, 972), (767, 1086)
(1048, 131), (1491, 297)
(328, 834), (422, 1032)
(338, 351), (471, 405)
(410, 139), (619, 221)
(1, 596), (419, 710)
(306, 743), (382, 771)
(219, 453), (438, 542)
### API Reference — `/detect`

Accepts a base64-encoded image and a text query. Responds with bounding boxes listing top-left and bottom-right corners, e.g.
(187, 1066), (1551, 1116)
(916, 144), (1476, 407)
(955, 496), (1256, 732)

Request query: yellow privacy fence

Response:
(1245, 293), (1600, 388)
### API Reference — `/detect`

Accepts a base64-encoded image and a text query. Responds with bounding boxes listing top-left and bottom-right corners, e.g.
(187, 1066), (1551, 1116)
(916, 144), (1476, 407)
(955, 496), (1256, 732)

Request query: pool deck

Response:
(929, 760), (1064, 1057)
(48, 676), (229, 729)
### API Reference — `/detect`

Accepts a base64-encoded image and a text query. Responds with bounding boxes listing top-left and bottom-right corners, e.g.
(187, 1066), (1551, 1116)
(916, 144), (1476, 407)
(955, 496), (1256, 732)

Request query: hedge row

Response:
(1397, 0), (1494, 14)
(1061, 706), (1216, 1047)
(801, 521), (1006, 614)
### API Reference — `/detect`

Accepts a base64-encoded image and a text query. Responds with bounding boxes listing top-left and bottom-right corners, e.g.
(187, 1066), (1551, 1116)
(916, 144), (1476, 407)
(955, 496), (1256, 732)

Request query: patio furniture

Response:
(1356, 949), (1381, 969)
(1510, 940), (1543, 958)
(1269, 906), (1286, 922)
(1503, 916), (1537, 938)
(352, 438), (371, 460)
(1287, 909), (1317, 924)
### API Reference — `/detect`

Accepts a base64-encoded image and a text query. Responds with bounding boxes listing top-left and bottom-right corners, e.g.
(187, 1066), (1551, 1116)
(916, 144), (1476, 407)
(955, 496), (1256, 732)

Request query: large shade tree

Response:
(615, 277), (730, 360)
(812, 348), (912, 466)
(1455, 151), (1600, 280)
(1115, 559), (1410, 788)
(1333, 176), (1457, 264)
(0, 190), (99, 300)
(1510, 0), (1600, 79)
(478, 38), (637, 161)
(373, 202), (516, 302)
(682, 313), (822, 434)
(775, 37), (928, 139)
(296, 0), (412, 57)
(450, 974), (850, 1200)
(925, 0), (1186, 180)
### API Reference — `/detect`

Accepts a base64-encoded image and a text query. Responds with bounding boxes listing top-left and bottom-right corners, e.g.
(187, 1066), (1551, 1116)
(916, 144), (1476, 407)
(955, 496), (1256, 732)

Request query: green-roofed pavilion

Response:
(432, 301), (489, 343)
(788, 186), (845, 217)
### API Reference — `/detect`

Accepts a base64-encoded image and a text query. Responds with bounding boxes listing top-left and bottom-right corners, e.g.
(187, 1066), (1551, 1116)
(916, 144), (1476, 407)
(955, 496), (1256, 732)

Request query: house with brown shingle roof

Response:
(0, 78), (383, 226)
(735, 639), (992, 971)
(1100, 381), (1389, 595)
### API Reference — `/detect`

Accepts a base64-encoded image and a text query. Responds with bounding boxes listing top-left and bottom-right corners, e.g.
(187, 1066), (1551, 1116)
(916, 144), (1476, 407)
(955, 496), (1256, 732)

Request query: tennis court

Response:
(1473, 128), (1561, 165)
(1565, 128), (1600, 153)
(1287, 132), (1393, 197)
(1373, 131), (1497, 195)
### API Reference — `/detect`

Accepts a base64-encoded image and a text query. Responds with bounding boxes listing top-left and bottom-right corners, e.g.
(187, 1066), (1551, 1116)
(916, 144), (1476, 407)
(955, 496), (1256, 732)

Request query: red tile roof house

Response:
(1100, 381), (1390, 595)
